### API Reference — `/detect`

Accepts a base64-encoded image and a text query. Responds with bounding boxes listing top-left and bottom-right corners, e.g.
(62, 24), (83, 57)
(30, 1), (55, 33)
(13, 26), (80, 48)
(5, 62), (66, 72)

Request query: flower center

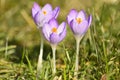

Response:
(43, 11), (47, 15)
(52, 27), (57, 33)
(76, 18), (82, 24)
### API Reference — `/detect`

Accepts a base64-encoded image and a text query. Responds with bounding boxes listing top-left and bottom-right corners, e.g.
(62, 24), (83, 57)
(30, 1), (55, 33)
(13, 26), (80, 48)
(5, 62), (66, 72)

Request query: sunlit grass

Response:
(0, 0), (120, 80)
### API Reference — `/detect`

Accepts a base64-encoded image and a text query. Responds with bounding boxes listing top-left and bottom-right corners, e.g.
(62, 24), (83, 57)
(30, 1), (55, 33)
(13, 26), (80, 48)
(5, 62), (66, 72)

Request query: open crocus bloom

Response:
(67, 9), (92, 37)
(42, 19), (66, 45)
(32, 2), (60, 29)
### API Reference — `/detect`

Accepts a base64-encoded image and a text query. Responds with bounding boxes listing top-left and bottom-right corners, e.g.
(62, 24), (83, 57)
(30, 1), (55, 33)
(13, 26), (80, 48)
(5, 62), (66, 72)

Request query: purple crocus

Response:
(42, 18), (66, 74)
(32, 2), (60, 29)
(31, 2), (60, 78)
(42, 19), (66, 45)
(67, 9), (92, 37)
(67, 9), (92, 79)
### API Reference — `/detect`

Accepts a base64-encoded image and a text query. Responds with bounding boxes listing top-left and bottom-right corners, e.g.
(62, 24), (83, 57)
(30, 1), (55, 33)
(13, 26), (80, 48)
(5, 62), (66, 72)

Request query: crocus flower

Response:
(32, 2), (60, 29)
(67, 9), (92, 37)
(42, 19), (66, 45)
(42, 18), (66, 74)
(31, 2), (60, 79)
(67, 9), (92, 79)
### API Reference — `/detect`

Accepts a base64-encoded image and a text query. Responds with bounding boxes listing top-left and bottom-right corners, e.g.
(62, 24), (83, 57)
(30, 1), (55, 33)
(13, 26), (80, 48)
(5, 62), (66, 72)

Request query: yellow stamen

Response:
(43, 11), (47, 15)
(76, 18), (82, 24)
(52, 27), (57, 33)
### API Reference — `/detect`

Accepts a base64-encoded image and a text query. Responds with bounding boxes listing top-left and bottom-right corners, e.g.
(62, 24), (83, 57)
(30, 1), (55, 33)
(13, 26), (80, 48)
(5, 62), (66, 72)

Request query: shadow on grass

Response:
(8, 39), (52, 64)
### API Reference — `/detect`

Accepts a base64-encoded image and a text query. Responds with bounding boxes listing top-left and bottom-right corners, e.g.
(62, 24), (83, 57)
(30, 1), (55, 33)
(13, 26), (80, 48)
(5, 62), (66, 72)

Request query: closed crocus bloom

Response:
(42, 18), (66, 45)
(67, 9), (92, 37)
(42, 18), (66, 74)
(32, 2), (60, 29)
(67, 9), (92, 79)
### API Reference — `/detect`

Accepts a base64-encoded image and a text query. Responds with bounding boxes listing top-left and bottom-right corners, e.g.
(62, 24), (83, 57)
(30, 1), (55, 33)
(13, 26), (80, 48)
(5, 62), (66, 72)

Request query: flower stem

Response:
(74, 36), (82, 79)
(37, 29), (44, 79)
(51, 44), (57, 75)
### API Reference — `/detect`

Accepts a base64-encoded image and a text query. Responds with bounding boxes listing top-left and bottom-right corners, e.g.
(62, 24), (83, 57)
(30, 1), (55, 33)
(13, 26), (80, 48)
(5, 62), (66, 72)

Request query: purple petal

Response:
(34, 11), (44, 27)
(53, 7), (60, 18)
(77, 10), (86, 21)
(88, 15), (92, 27)
(42, 23), (51, 41)
(50, 33), (60, 44)
(42, 4), (52, 14)
(72, 20), (88, 36)
(34, 11), (53, 27)
(69, 20), (75, 33)
(32, 2), (41, 18)
(67, 9), (78, 25)
(59, 24), (66, 42)
(70, 20), (79, 34)
(48, 19), (59, 29)
(57, 22), (66, 34)
(34, 11), (41, 26)
(43, 12), (54, 23)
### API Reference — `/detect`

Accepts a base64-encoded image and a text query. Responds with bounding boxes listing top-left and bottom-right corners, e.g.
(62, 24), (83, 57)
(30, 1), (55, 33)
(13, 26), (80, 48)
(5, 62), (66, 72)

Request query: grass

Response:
(0, 0), (120, 80)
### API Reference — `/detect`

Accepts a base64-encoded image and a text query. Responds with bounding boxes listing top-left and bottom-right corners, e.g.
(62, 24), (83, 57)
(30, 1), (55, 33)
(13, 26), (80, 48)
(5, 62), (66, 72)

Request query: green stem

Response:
(51, 44), (57, 75)
(37, 29), (44, 78)
(103, 41), (109, 79)
(74, 36), (83, 79)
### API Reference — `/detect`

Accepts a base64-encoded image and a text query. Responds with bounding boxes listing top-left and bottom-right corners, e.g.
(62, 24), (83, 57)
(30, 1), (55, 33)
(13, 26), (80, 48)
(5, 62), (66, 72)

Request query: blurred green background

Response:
(0, 0), (120, 79)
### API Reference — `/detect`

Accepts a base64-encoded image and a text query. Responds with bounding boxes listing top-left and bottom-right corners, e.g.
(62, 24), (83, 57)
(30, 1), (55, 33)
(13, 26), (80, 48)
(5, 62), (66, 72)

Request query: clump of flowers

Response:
(31, 2), (60, 78)
(31, 2), (92, 79)
(67, 9), (92, 79)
